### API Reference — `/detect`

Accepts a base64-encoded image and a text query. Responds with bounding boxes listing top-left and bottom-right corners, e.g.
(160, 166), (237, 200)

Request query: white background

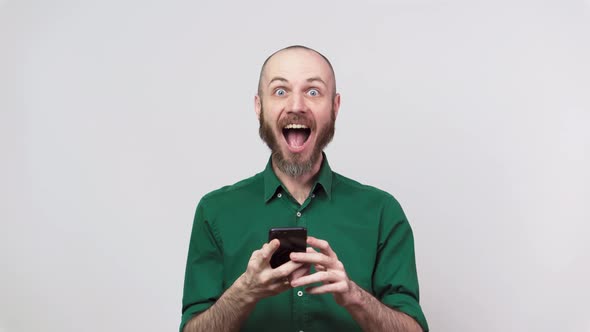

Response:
(1, 0), (589, 331)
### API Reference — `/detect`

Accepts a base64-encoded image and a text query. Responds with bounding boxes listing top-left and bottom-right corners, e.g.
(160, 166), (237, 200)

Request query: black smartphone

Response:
(268, 227), (307, 268)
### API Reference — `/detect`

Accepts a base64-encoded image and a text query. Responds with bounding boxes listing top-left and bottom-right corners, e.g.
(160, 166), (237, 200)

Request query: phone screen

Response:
(268, 227), (307, 268)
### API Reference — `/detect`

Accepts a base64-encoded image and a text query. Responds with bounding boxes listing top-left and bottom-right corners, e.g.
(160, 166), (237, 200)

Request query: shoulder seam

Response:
(332, 172), (395, 197)
(201, 172), (263, 201)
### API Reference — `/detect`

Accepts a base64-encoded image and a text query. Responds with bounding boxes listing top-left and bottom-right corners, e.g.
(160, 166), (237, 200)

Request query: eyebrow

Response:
(306, 77), (327, 86)
(267, 76), (328, 87)
(268, 76), (288, 86)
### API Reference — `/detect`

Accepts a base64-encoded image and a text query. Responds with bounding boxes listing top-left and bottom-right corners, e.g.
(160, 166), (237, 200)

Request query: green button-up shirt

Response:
(180, 156), (429, 332)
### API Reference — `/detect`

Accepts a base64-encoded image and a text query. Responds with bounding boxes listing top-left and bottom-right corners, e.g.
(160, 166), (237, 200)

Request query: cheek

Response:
(263, 102), (283, 115)
(261, 104), (280, 122)
(316, 108), (334, 124)
(265, 112), (280, 126)
(315, 100), (333, 114)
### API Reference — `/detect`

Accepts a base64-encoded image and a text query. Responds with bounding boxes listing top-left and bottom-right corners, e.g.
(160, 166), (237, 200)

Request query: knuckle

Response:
(259, 274), (270, 285)
(327, 271), (337, 280)
(275, 269), (289, 278)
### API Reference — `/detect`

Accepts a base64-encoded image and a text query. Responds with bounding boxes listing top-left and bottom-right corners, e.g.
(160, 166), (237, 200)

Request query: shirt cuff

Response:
(179, 302), (213, 332)
(382, 292), (429, 332)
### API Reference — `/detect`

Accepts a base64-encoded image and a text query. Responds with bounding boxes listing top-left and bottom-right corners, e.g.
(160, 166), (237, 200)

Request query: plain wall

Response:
(1, 0), (589, 331)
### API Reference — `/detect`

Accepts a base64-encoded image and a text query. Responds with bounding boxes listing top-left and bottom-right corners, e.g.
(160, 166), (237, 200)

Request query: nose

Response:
(287, 92), (308, 114)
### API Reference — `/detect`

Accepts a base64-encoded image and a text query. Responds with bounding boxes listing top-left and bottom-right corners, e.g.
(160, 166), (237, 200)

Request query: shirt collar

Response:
(263, 153), (333, 202)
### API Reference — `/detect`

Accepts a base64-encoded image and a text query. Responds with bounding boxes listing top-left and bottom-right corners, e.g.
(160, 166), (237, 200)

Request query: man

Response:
(180, 45), (429, 332)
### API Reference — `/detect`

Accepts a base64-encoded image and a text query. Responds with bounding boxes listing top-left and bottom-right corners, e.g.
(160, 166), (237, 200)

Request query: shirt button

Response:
(296, 212), (302, 217)
(297, 290), (303, 296)
(311, 194), (315, 198)
(277, 193), (282, 198)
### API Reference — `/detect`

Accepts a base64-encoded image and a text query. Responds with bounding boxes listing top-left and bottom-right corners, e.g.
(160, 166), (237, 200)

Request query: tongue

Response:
(286, 130), (307, 147)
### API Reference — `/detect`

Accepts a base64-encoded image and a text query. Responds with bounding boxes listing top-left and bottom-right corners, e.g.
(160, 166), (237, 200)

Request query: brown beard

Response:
(259, 105), (335, 178)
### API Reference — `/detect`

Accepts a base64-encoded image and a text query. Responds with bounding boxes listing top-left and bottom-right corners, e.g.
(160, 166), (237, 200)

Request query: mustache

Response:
(278, 114), (315, 130)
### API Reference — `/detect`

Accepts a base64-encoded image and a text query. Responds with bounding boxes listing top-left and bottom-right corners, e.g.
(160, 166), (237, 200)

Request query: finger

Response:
(266, 280), (291, 294)
(307, 236), (338, 259)
(305, 282), (348, 294)
(289, 264), (311, 282)
(314, 264), (327, 272)
(269, 260), (303, 280)
(269, 279), (293, 293)
(248, 249), (267, 271)
(305, 248), (326, 272)
(290, 252), (334, 267)
(290, 271), (339, 288)
(260, 239), (281, 262)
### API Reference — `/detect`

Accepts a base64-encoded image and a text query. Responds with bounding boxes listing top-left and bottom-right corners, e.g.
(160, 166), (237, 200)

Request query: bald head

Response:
(257, 45), (337, 99)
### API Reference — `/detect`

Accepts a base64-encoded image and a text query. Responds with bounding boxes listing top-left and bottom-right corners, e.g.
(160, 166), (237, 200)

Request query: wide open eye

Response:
(274, 88), (286, 96)
(307, 89), (319, 97)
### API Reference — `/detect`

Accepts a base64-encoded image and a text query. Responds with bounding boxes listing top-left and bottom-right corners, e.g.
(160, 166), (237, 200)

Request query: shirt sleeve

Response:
(373, 194), (429, 332)
(180, 199), (224, 332)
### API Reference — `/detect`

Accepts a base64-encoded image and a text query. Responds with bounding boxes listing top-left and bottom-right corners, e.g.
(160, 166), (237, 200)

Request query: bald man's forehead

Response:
(261, 49), (336, 92)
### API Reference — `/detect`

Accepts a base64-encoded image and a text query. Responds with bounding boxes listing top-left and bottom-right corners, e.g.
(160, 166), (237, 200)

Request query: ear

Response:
(332, 93), (341, 119)
(254, 95), (262, 120)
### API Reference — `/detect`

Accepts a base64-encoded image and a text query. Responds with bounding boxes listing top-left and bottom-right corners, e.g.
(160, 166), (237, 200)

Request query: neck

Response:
(272, 154), (323, 205)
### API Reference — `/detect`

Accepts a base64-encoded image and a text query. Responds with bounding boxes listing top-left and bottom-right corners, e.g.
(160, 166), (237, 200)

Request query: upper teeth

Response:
(284, 124), (308, 129)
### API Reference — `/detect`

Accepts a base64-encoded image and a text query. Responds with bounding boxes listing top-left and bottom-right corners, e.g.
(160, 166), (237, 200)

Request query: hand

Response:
(289, 263), (311, 283)
(289, 236), (362, 308)
(236, 239), (304, 303)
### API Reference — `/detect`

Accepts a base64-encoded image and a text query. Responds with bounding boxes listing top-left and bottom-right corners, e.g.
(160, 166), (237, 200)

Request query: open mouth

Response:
(282, 124), (311, 149)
